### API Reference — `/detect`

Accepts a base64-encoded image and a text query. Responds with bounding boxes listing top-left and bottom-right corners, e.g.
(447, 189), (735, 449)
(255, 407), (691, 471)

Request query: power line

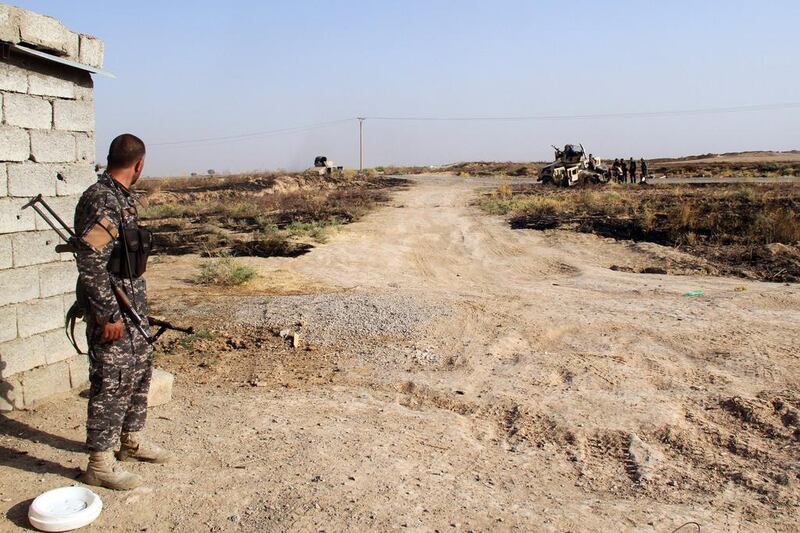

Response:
(147, 101), (800, 149)
(149, 118), (353, 147)
(362, 102), (800, 122)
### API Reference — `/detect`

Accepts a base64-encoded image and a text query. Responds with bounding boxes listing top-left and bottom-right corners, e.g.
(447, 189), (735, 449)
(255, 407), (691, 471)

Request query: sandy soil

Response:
(1, 176), (798, 532)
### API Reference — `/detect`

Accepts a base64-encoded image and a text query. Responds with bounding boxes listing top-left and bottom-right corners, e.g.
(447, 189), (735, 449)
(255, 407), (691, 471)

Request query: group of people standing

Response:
(610, 157), (648, 184)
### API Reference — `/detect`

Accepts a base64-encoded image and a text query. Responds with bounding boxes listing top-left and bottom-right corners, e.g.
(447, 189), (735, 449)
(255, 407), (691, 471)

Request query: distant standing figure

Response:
(629, 158), (636, 184)
(587, 154), (595, 171)
(621, 160), (629, 183)
(612, 159), (621, 183)
(640, 158), (648, 179)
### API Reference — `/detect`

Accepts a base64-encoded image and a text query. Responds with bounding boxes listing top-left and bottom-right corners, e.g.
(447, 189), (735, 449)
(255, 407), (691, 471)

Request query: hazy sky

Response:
(14, 0), (800, 176)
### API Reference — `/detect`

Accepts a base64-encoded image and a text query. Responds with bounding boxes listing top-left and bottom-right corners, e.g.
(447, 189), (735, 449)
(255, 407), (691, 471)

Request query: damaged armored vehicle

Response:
(538, 144), (609, 187)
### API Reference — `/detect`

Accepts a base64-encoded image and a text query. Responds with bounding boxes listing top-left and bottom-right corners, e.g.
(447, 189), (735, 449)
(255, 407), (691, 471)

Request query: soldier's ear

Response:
(134, 158), (145, 174)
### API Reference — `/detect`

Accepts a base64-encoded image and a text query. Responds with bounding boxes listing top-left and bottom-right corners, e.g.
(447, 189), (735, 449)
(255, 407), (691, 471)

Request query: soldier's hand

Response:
(102, 320), (124, 343)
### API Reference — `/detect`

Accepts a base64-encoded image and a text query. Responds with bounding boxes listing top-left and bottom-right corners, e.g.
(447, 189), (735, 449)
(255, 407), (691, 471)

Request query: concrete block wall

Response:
(0, 5), (103, 410)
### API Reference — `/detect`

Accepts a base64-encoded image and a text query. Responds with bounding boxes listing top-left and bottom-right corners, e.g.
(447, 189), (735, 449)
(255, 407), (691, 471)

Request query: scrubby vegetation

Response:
(480, 183), (800, 281)
(194, 256), (258, 286)
(137, 171), (406, 257)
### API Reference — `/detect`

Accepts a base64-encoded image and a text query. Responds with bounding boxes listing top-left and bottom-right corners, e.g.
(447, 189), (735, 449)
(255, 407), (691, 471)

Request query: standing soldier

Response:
(621, 159), (629, 183)
(629, 158), (637, 184)
(75, 134), (170, 491)
(640, 158), (649, 180)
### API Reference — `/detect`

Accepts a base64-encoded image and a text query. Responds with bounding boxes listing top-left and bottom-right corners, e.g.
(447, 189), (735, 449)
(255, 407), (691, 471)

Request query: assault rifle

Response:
(22, 193), (194, 345)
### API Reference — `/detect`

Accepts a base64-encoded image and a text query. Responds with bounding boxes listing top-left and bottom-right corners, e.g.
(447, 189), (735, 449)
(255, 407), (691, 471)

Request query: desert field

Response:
(1, 169), (798, 532)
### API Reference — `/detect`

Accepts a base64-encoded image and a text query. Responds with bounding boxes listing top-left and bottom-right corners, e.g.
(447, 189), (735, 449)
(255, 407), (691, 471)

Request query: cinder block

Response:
(0, 234), (11, 269)
(0, 265), (39, 307)
(65, 32), (79, 60)
(53, 100), (94, 132)
(147, 368), (174, 407)
(41, 328), (75, 364)
(0, 375), (24, 411)
(0, 304), (16, 343)
(39, 261), (77, 298)
(2, 93), (52, 129)
(0, 61), (28, 93)
(79, 35), (104, 68)
(11, 230), (60, 267)
(0, 5), (20, 44)
(0, 126), (30, 162)
(35, 195), (78, 232)
(18, 9), (70, 56)
(20, 360), (71, 407)
(28, 72), (75, 99)
(30, 130), (76, 163)
(0, 197), (37, 234)
(68, 353), (89, 388)
(75, 134), (96, 163)
(6, 162), (58, 197)
(56, 163), (96, 196)
(0, 334), (45, 377)
(0, 163), (7, 197)
(17, 297), (64, 338)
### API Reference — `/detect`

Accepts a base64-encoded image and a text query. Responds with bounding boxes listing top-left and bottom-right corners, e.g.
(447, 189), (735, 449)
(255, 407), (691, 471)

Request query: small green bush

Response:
(195, 256), (257, 286)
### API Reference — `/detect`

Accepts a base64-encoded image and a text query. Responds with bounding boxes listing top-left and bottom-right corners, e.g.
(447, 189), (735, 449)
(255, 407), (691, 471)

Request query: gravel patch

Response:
(234, 292), (451, 348)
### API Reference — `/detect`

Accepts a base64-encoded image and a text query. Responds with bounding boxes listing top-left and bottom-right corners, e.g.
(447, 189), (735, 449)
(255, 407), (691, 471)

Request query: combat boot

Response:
(117, 431), (172, 463)
(82, 450), (143, 491)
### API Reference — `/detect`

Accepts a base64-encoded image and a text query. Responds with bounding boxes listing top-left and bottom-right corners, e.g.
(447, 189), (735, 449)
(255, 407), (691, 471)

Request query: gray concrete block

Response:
(0, 304), (16, 343)
(0, 197), (37, 234)
(75, 134), (95, 163)
(18, 9), (71, 56)
(0, 234), (11, 269)
(0, 61), (29, 93)
(0, 163), (6, 197)
(0, 334), (45, 377)
(79, 35), (104, 68)
(53, 100), (94, 132)
(20, 360), (71, 407)
(28, 72), (75, 99)
(0, 126), (30, 162)
(11, 230), (60, 267)
(0, 5), (20, 44)
(17, 297), (63, 338)
(147, 368), (174, 407)
(38, 261), (77, 298)
(68, 353), (89, 388)
(41, 328), (75, 365)
(35, 195), (78, 232)
(30, 130), (76, 163)
(6, 162), (58, 197)
(0, 375), (24, 411)
(56, 163), (96, 196)
(2, 93), (52, 129)
(65, 31), (79, 60)
(0, 265), (39, 306)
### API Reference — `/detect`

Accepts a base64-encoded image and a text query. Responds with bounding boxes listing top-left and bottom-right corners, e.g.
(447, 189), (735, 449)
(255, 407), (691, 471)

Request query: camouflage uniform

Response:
(74, 172), (152, 452)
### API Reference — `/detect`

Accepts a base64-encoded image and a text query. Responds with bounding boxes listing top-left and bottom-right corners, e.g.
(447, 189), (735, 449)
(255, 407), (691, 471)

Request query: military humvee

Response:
(538, 144), (608, 187)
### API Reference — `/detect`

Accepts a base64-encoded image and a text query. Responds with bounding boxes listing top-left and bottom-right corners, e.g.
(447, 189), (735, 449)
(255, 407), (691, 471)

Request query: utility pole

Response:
(357, 117), (365, 172)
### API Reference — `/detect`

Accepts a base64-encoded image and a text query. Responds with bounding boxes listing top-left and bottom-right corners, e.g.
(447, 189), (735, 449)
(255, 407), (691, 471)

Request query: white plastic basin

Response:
(28, 486), (102, 532)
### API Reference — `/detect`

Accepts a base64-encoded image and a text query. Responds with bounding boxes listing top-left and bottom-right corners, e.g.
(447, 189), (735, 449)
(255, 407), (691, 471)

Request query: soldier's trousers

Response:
(85, 317), (153, 452)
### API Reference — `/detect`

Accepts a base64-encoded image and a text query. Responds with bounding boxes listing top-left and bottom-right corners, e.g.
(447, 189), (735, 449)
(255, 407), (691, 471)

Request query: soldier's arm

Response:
(75, 192), (122, 324)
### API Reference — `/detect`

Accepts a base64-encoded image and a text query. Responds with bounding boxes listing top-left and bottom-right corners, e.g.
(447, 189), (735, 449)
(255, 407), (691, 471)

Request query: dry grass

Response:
(194, 256), (258, 286)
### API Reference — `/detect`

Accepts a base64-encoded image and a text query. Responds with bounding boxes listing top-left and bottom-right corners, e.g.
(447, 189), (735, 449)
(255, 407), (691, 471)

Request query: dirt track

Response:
(2, 176), (799, 532)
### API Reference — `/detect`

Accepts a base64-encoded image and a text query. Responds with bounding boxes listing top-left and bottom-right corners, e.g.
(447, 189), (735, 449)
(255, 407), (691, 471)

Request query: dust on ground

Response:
(1, 176), (799, 532)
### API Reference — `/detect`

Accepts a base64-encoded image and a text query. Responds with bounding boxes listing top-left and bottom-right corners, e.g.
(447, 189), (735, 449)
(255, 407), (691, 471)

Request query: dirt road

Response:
(2, 176), (798, 532)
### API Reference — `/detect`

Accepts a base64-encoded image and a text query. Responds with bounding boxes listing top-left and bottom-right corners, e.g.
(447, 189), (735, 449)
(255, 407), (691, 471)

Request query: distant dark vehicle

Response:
(538, 144), (609, 187)
(207, 169), (215, 176)
(312, 155), (343, 176)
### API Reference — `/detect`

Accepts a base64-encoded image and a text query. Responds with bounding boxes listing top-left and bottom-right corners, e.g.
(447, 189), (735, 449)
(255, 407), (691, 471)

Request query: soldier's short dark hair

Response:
(107, 134), (146, 169)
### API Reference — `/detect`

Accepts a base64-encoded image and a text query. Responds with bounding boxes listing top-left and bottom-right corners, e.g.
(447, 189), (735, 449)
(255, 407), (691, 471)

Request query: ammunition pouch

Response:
(108, 227), (152, 279)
